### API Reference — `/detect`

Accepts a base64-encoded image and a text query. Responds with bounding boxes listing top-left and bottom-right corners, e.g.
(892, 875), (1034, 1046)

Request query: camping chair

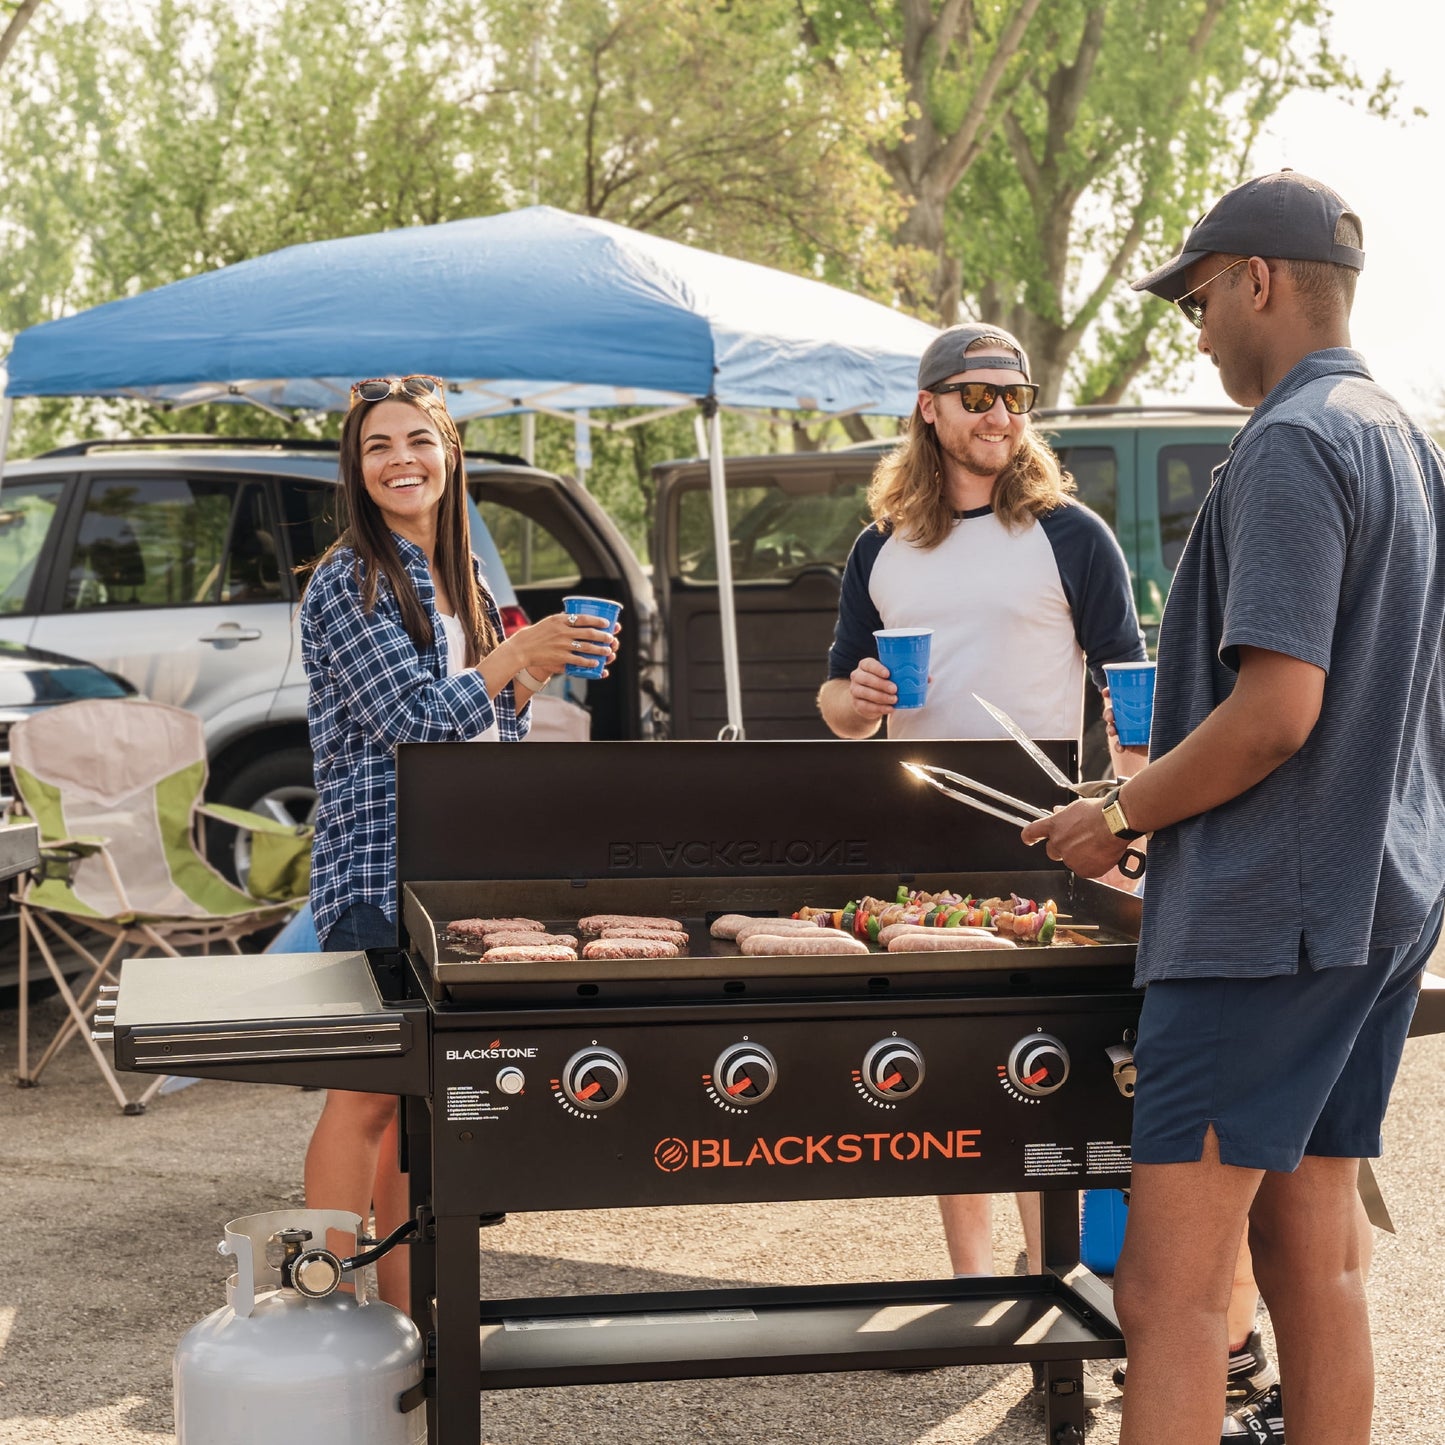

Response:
(9, 697), (311, 1114)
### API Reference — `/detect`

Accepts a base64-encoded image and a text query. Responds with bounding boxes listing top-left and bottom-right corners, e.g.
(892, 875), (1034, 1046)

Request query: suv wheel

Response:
(210, 748), (316, 892)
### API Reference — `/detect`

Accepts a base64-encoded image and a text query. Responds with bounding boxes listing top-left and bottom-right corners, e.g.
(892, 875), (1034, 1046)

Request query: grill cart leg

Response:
(434, 1211), (482, 1444)
(1041, 1189), (1090, 1441)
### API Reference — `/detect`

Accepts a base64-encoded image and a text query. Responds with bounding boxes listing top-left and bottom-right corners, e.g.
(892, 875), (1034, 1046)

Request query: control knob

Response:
(861, 1038), (925, 1101)
(1007, 1033), (1070, 1097)
(561, 1046), (628, 1110)
(712, 1042), (777, 1106)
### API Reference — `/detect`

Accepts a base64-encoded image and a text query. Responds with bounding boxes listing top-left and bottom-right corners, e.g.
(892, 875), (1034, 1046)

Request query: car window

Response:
(0, 480), (64, 614)
(221, 484), (284, 603)
(472, 500), (564, 592)
(278, 480), (342, 576)
(66, 476), (236, 611)
(1056, 446), (1117, 530)
(1157, 444), (1221, 569)
(675, 480), (870, 583)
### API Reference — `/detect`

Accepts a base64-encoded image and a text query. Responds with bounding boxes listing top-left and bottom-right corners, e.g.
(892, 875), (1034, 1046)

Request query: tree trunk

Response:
(0, 0), (42, 73)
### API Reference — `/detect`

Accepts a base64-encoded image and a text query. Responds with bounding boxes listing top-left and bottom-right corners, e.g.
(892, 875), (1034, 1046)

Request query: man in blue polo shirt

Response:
(1026, 171), (1445, 1445)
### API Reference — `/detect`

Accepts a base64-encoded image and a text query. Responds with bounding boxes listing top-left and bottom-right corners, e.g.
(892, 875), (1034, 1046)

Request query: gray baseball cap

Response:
(1133, 170), (1364, 301)
(917, 323), (1031, 390)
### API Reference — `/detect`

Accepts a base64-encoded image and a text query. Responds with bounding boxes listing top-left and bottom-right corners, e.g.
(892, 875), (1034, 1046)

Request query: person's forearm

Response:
(1119, 664), (1321, 833)
(817, 678), (881, 739)
(476, 635), (531, 702)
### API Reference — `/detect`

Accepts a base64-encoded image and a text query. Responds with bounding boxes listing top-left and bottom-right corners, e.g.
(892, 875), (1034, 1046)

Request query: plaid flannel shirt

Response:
(302, 537), (528, 943)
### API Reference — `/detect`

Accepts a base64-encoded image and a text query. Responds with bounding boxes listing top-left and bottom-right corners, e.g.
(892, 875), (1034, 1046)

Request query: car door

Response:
(28, 469), (291, 730)
(652, 453), (874, 739)
(1135, 427), (1232, 629)
(0, 473), (72, 647)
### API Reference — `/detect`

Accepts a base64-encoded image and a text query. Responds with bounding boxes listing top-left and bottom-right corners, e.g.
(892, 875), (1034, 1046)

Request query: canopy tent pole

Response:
(704, 400), (744, 740)
(520, 411), (536, 466)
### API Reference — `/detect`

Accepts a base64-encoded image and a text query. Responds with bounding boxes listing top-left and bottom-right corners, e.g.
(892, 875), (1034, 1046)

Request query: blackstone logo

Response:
(609, 838), (868, 872)
(446, 1038), (539, 1061)
(653, 1129), (982, 1171)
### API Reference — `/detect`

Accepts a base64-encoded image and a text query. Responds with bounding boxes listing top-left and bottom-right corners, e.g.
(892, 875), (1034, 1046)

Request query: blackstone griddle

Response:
(111, 739), (1150, 1445)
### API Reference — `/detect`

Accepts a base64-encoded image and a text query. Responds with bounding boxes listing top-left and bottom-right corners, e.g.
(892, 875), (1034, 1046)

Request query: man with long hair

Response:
(818, 324), (1146, 1392)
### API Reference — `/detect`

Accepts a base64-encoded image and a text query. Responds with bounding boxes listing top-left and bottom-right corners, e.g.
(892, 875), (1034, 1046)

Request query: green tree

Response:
(0, 0), (905, 543)
(803, 0), (1394, 405)
(954, 0), (1399, 404)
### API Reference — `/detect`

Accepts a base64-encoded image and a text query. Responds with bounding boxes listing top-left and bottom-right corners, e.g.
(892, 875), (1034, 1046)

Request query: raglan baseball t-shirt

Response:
(827, 501), (1144, 743)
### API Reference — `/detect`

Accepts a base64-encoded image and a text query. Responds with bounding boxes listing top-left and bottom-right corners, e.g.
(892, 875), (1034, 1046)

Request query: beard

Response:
(939, 431), (1020, 479)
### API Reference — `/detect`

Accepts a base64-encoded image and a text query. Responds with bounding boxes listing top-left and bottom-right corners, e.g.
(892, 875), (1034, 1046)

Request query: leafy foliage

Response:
(0, 0), (902, 551)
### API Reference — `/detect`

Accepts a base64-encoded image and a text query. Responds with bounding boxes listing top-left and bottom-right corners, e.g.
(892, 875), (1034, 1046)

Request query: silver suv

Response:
(0, 438), (657, 876)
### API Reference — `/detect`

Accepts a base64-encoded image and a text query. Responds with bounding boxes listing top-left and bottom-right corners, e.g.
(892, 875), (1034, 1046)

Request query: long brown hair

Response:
(310, 388), (498, 665)
(867, 406), (1076, 550)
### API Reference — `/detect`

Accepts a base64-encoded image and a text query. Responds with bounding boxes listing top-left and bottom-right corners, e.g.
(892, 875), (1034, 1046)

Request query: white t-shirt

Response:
(827, 503), (1145, 743)
(440, 611), (500, 742)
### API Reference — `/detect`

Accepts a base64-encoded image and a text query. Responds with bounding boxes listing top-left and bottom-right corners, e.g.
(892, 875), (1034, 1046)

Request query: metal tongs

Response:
(903, 695), (1146, 879)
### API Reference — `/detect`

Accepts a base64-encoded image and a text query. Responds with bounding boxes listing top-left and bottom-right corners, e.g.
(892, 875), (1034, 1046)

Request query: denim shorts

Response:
(320, 900), (397, 953)
(1131, 896), (1444, 1173)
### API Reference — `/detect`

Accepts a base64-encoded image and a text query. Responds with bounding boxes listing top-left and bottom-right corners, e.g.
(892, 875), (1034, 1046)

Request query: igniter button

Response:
(496, 1066), (526, 1095)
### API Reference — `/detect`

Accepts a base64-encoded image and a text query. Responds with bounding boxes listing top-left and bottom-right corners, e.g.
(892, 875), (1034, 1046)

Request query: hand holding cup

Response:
(562, 595), (623, 679)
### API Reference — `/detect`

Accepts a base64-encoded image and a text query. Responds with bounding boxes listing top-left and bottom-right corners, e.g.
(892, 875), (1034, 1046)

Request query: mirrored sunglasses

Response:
(930, 380), (1038, 415)
(349, 374), (445, 407)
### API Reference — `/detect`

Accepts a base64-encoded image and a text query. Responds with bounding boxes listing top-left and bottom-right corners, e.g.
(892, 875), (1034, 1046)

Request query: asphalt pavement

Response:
(3, 958), (1444, 1445)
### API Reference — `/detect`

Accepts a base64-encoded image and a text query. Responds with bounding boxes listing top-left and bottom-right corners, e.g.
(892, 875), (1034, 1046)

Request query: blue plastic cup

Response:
(1103, 661), (1156, 746)
(873, 628), (933, 709)
(563, 595), (623, 678)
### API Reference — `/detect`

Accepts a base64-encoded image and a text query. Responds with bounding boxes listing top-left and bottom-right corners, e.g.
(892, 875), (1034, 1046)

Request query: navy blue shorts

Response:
(1131, 897), (1443, 1173)
(320, 900), (397, 953)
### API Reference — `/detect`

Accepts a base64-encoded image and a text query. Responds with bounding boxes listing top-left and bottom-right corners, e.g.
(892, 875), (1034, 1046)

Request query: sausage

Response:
(877, 922), (996, 948)
(484, 931), (578, 950)
(600, 926), (690, 948)
(709, 913), (755, 939)
(450, 917), (544, 937)
(578, 914), (684, 934)
(582, 937), (681, 960)
(482, 944), (579, 962)
(739, 931), (870, 956)
(733, 916), (830, 944)
(887, 932), (1016, 952)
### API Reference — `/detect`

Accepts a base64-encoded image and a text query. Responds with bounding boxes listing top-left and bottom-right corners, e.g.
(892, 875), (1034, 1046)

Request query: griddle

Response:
(112, 739), (1145, 1445)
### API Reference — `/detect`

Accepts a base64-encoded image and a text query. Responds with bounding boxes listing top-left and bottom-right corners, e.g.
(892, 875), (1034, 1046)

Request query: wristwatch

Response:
(1100, 786), (1144, 841)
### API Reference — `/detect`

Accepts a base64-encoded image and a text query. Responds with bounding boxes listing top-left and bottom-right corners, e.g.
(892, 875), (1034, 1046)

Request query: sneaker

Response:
(1031, 1361), (1103, 1410)
(1221, 1383), (1285, 1442)
(1223, 1331), (1280, 1410)
(1112, 1329), (1278, 1406)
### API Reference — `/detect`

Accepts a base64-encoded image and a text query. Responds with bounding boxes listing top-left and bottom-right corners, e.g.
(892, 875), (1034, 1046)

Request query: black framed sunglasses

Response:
(348, 374), (445, 407)
(930, 380), (1039, 415)
(1173, 257), (1247, 329)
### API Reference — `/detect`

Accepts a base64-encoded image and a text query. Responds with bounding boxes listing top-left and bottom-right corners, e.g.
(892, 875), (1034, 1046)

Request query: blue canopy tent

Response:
(0, 205), (937, 736)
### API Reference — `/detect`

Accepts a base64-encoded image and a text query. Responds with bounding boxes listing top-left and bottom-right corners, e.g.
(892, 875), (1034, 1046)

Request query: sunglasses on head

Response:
(930, 380), (1039, 415)
(1173, 257), (1248, 329)
(349, 374), (445, 407)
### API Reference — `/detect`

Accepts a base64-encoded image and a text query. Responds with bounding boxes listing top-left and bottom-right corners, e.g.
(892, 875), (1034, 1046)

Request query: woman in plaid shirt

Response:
(300, 375), (618, 1308)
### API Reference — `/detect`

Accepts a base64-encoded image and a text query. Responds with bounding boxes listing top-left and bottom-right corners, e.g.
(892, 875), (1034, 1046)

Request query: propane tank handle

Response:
(219, 1209), (365, 1318)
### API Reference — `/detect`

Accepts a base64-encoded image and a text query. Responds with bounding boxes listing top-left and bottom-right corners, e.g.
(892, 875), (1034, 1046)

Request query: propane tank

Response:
(174, 1209), (424, 1445)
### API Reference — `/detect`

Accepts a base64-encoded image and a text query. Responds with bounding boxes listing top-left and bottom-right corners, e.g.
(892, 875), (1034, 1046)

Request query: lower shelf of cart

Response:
(468, 1273), (1122, 1388)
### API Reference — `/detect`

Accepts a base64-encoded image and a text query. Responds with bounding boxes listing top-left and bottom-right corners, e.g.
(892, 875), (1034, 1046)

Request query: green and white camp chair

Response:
(9, 697), (311, 1113)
